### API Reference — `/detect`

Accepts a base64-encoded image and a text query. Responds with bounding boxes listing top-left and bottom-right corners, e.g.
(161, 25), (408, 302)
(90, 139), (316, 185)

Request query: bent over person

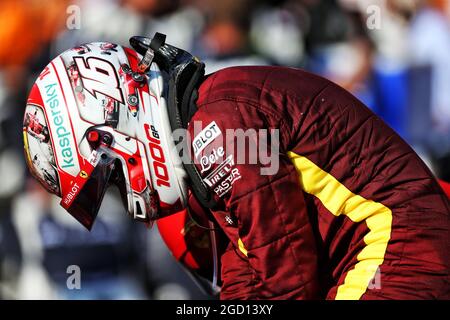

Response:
(22, 33), (449, 300)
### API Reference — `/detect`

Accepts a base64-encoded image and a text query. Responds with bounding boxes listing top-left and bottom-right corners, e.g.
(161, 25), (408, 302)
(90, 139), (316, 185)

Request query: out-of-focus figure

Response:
(5, 178), (148, 299)
(360, 0), (412, 140)
(250, 0), (306, 67)
(55, 0), (203, 56)
(191, 0), (268, 73)
(0, 1), (71, 298)
(408, 0), (450, 163)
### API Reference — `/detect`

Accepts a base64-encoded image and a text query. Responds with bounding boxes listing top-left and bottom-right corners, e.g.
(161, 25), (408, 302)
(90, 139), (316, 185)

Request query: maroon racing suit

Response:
(186, 66), (450, 300)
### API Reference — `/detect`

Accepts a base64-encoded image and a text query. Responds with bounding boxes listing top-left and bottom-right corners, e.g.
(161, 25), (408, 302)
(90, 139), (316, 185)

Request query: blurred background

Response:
(0, 0), (449, 299)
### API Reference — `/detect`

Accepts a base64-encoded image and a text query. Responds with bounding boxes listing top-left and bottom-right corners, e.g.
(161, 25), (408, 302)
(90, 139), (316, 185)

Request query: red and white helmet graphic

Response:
(23, 42), (188, 230)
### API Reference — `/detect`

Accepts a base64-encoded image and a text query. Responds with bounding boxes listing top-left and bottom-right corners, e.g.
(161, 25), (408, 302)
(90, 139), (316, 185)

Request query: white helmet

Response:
(22, 34), (209, 230)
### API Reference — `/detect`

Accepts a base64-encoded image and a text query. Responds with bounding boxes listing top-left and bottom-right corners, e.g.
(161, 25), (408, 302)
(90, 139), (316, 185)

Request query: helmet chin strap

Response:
(130, 33), (218, 210)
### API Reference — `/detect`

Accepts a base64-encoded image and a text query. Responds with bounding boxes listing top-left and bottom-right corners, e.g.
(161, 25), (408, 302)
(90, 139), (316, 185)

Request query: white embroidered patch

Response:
(213, 168), (241, 197)
(200, 146), (224, 173)
(192, 121), (221, 157)
(203, 154), (234, 187)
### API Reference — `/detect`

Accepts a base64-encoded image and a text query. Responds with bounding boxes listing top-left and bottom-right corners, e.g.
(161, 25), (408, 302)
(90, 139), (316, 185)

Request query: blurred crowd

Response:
(0, 0), (449, 299)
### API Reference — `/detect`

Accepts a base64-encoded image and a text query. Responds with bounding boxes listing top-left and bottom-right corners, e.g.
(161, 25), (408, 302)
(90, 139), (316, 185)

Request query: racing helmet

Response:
(23, 37), (198, 230)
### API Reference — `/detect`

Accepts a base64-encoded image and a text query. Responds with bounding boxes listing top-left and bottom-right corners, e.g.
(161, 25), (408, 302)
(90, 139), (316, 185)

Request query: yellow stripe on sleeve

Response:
(238, 238), (248, 257)
(287, 151), (392, 300)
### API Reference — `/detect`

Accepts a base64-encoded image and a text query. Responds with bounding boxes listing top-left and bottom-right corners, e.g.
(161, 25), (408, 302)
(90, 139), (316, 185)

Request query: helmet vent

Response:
(135, 201), (145, 220)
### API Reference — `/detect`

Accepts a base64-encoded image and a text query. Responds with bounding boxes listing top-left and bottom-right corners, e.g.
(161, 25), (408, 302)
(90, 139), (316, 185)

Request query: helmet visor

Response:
(62, 151), (116, 230)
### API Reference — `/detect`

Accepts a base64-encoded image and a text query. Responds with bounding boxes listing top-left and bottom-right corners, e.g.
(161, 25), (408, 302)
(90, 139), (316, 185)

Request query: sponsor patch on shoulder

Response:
(204, 155), (234, 187)
(213, 168), (241, 197)
(200, 146), (224, 173)
(193, 121), (221, 157)
(203, 154), (241, 198)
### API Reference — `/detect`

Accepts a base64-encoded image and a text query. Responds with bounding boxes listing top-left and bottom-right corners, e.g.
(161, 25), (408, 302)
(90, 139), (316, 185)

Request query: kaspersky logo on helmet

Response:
(45, 83), (75, 169)
(37, 63), (80, 176)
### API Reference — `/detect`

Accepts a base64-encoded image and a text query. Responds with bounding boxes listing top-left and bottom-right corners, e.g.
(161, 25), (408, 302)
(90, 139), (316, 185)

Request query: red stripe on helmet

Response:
(27, 83), (44, 106)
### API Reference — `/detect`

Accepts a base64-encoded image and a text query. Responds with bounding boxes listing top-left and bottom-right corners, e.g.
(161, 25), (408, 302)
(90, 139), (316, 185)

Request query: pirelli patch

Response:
(203, 154), (242, 198)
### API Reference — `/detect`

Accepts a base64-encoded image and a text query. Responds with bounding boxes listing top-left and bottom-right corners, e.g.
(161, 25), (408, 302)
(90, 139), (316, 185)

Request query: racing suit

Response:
(186, 66), (450, 300)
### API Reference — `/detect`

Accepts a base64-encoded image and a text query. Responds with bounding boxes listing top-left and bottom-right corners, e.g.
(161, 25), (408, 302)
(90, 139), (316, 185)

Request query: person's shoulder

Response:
(207, 65), (314, 83)
(197, 66), (270, 106)
(198, 65), (331, 106)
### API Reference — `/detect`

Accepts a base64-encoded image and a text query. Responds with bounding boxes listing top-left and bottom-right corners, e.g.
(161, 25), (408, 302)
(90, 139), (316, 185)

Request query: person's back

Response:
(187, 65), (450, 299)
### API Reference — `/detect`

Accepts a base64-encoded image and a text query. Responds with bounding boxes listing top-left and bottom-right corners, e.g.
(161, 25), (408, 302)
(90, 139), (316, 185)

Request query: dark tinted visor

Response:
(66, 153), (116, 230)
